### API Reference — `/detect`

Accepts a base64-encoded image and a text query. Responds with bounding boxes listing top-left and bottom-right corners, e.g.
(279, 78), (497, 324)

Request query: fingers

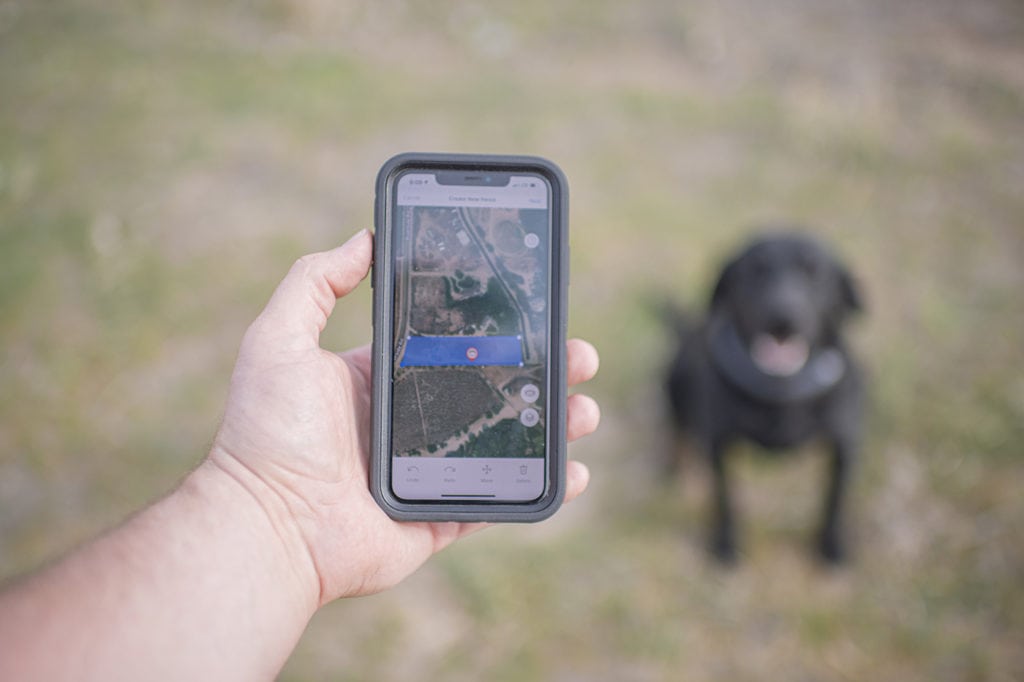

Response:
(565, 339), (598, 502)
(563, 460), (591, 503)
(567, 393), (600, 441)
(567, 338), (599, 387)
(252, 230), (373, 349)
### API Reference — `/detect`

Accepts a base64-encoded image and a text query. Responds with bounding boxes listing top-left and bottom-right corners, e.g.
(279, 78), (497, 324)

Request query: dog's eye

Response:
(750, 254), (772, 277)
(798, 256), (821, 279)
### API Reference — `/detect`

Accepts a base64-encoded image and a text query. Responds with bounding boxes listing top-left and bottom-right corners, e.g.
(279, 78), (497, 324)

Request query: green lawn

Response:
(2, 1), (1022, 679)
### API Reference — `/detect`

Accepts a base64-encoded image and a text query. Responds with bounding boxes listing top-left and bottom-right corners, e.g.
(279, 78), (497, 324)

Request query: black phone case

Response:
(370, 152), (569, 522)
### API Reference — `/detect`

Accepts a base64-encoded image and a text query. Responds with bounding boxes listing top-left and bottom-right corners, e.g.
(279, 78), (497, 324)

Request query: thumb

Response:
(250, 229), (373, 350)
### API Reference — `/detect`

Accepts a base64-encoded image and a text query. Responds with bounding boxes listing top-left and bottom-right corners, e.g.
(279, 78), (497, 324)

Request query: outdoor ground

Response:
(1, 0), (1022, 680)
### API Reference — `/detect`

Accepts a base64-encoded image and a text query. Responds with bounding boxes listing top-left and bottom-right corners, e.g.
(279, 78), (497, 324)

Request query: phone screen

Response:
(388, 170), (552, 502)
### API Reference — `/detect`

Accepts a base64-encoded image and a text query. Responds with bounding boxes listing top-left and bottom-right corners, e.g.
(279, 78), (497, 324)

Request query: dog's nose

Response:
(766, 316), (797, 340)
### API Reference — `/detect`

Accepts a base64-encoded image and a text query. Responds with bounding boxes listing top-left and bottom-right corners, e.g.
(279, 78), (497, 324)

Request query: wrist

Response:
(193, 449), (322, 616)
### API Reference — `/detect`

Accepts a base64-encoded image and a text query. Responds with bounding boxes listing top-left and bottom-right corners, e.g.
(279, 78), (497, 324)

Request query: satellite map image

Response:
(391, 203), (549, 460)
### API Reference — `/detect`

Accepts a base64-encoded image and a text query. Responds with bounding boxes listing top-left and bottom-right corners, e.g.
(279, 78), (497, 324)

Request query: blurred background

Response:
(2, 0), (1022, 679)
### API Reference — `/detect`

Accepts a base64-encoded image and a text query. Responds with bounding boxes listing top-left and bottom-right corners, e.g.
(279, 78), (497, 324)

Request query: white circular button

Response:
(520, 384), (540, 403)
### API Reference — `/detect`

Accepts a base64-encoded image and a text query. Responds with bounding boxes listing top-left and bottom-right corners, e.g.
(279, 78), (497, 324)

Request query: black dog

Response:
(665, 232), (865, 564)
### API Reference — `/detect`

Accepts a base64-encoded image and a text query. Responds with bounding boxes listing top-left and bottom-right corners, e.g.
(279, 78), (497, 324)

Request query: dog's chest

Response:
(730, 397), (824, 450)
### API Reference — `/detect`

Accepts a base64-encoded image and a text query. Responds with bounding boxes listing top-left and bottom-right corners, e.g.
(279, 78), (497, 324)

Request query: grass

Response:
(1, 0), (1023, 679)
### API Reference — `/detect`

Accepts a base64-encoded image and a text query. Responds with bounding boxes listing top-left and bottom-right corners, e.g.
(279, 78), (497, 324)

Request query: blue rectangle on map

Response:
(400, 335), (524, 367)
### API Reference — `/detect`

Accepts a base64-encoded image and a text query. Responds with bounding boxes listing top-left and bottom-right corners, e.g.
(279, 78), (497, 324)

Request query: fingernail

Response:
(342, 228), (369, 247)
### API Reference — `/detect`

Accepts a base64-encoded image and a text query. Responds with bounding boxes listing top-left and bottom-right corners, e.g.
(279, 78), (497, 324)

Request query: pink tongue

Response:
(751, 334), (809, 377)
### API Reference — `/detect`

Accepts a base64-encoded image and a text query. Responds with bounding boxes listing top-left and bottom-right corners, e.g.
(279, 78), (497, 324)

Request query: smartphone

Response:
(370, 153), (569, 522)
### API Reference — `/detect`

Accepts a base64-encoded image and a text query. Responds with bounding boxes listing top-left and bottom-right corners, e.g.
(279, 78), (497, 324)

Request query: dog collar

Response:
(708, 317), (846, 403)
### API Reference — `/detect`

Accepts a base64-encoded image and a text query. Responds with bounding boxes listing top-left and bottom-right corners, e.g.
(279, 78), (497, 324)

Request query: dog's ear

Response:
(837, 263), (864, 315)
(710, 256), (740, 311)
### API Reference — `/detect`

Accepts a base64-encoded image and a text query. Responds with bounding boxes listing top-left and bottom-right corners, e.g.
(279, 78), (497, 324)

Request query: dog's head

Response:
(710, 232), (862, 377)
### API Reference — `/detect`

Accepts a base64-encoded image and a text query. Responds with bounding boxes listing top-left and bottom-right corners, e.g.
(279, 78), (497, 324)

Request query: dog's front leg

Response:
(709, 439), (738, 564)
(818, 439), (856, 564)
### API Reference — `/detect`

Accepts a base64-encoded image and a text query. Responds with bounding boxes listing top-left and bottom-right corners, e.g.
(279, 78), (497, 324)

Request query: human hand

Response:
(207, 229), (600, 606)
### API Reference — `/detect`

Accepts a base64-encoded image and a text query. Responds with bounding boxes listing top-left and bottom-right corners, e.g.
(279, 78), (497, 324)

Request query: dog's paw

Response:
(709, 533), (739, 566)
(817, 532), (848, 565)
